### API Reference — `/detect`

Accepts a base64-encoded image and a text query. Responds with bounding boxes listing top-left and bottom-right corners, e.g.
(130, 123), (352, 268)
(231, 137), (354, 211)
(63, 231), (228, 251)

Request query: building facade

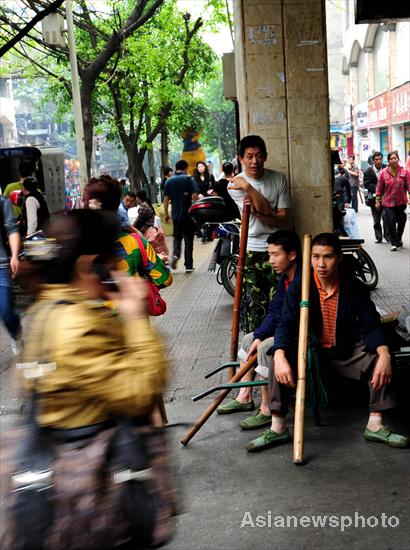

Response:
(0, 77), (17, 148)
(342, 7), (409, 168)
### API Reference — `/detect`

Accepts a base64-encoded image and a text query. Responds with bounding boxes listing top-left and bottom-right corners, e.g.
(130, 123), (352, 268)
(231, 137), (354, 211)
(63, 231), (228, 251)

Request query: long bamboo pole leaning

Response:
(180, 203), (251, 447)
(293, 234), (312, 465)
(180, 354), (257, 446)
(228, 203), (251, 378)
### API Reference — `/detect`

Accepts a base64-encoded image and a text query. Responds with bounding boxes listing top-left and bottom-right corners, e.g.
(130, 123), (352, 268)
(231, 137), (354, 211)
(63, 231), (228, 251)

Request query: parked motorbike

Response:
(332, 192), (378, 290)
(205, 222), (240, 296)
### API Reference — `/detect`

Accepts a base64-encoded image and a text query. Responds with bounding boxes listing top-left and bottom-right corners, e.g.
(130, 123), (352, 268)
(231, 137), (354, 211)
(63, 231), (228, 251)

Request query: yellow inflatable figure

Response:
(181, 129), (206, 176)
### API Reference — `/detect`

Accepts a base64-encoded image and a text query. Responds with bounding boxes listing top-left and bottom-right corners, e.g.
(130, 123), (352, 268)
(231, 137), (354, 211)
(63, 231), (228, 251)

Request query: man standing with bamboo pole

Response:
(227, 135), (291, 339)
(247, 232), (408, 452)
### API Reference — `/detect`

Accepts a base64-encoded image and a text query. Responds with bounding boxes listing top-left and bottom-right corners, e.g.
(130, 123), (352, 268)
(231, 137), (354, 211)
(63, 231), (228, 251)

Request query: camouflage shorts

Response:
(240, 251), (278, 334)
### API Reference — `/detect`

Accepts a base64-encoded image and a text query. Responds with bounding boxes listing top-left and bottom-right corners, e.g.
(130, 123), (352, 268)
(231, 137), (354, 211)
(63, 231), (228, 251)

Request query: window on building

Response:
(357, 50), (367, 104)
(373, 27), (388, 96)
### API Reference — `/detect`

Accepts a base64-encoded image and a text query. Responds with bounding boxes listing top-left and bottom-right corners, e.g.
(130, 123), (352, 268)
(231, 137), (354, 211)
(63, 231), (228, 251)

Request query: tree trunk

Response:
(145, 114), (156, 202)
(125, 145), (149, 191)
(124, 145), (137, 191)
(80, 81), (95, 177)
(136, 149), (149, 190)
(160, 127), (170, 173)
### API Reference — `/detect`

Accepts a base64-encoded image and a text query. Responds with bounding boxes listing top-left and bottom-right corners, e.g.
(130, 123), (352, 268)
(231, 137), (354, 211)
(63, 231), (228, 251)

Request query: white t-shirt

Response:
(25, 195), (40, 235)
(228, 168), (291, 252)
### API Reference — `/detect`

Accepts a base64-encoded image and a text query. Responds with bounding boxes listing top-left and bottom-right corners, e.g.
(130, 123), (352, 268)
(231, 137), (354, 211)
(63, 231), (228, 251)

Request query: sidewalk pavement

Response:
(1, 207), (409, 549)
(156, 207), (409, 550)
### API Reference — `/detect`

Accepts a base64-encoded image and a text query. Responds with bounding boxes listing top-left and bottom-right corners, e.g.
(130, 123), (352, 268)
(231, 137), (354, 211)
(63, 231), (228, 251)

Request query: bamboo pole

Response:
(293, 234), (312, 465)
(180, 354), (257, 446)
(229, 203), (251, 378)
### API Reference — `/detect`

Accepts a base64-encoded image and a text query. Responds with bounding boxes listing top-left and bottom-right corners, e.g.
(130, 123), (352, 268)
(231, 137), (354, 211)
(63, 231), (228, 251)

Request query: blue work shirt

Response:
(117, 201), (130, 230)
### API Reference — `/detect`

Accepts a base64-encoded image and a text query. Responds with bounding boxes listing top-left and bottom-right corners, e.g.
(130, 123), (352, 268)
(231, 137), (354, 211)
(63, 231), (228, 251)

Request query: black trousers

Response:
(172, 217), (195, 268)
(383, 205), (407, 247)
(369, 204), (389, 241)
(351, 187), (359, 212)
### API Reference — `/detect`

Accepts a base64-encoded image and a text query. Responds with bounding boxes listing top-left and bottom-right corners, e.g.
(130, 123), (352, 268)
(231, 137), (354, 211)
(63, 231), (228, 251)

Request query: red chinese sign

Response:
(368, 92), (389, 128)
(390, 82), (410, 124)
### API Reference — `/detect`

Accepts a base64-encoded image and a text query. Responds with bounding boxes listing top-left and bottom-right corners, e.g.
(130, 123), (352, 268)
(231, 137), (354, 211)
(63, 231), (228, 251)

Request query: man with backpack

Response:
(163, 160), (199, 273)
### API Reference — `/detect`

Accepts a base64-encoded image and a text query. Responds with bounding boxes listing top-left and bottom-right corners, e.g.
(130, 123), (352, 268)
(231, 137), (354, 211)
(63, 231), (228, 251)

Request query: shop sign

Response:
(390, 82), (409, 124)
(354, 101), (368, 129)
(369, 92), (389, 128)
(344, 104), (352, 124)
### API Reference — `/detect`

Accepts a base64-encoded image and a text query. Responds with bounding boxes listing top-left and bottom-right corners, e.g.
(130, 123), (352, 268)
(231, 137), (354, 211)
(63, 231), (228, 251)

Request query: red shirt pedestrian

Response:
(376, 165), (410, 207)
(376, 152), (409, 251)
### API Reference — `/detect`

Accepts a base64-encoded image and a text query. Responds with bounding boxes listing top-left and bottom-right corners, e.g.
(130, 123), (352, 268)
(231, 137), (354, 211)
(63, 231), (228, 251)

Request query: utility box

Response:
(0, 146), (66, 214)
(41, 12), (65, 47)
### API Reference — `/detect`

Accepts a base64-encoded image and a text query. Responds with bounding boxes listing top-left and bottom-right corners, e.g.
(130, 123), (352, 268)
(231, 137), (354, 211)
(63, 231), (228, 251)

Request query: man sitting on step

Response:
(247, 232), (409, 452)
(217, 230), (301, 443)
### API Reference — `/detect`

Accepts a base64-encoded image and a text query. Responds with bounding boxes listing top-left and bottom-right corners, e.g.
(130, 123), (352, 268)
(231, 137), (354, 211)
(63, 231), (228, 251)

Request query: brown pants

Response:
(268, 342), (397, 415)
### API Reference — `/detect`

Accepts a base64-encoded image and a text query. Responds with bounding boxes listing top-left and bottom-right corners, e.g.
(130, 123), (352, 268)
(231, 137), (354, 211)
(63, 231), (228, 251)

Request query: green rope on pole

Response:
(300, 300), (310, 308)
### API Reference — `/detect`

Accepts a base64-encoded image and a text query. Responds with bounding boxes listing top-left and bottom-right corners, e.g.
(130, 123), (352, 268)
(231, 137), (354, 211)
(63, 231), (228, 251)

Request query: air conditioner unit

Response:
(41, 13), (65, 47)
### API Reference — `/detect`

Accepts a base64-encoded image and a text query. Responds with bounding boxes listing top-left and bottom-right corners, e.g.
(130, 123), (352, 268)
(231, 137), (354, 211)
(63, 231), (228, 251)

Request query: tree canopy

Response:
(0, 0), (233, 187)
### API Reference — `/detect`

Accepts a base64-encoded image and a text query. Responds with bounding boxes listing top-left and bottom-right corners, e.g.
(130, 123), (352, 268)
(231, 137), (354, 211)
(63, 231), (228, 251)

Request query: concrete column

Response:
(367, 51), (375, 98)
(233, 0), (332, 235)
(350, 66), (359, 106)
(389, 30), (397, 89)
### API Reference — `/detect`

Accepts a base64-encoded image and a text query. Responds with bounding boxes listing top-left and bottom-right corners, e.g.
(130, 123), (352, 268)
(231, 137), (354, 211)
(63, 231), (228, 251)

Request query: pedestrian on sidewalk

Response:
(376, 151), (410, 252)
(117, 190), (140, 234)
(346, 155), (360, 213)
(135, 190), (170, 264)
(0, 195), (22, 355)
(83, 175), (172, 288)
(363, 151), (389, 243)
(333, 167), (351, 212)
(2, 159), (35, 220)
(211, 161), (240, 221)
(134, 190), (156, 233)
(228, 135), (291, 333)
(163, 160), (199, 273)
(5, 209), (170, 548)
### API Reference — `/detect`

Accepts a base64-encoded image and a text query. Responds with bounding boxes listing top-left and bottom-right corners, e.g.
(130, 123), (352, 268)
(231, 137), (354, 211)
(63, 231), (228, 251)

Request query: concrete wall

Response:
(233, 0), (332, 236)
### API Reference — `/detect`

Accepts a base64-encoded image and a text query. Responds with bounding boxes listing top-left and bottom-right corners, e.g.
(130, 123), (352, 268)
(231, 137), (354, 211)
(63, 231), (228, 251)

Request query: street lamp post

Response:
(65, 0), (87, 192)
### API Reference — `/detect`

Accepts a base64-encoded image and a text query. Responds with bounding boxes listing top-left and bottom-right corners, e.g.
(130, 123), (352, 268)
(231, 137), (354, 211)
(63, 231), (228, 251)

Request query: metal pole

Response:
(65, 0), (87, 192)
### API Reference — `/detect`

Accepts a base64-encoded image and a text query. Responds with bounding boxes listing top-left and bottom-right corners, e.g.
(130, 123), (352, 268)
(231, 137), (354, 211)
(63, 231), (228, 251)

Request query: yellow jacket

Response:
(20, 285), (168, 429)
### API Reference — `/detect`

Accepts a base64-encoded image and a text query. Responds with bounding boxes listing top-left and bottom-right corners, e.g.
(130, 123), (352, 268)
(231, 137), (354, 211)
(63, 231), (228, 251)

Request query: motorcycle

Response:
(188, 196), (240, 296)
(332, 192), (378, 290)
(205, 222), (240, 297)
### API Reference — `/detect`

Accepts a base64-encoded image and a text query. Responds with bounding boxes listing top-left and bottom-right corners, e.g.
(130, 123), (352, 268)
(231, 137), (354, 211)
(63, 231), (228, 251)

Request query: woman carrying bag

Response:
(1, 209), (175, 549)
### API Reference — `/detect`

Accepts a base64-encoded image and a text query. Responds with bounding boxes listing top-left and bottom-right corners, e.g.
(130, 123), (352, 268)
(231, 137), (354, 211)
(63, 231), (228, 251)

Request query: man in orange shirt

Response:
(247, 233), (408, 452)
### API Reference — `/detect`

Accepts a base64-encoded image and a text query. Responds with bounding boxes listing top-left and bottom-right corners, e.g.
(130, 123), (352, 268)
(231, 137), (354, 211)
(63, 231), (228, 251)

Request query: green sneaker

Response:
(239, 409), (272, 430)
(217, 399), (255, 415)
(246, 428), (291, 452)
(363, 426), (409, 448)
